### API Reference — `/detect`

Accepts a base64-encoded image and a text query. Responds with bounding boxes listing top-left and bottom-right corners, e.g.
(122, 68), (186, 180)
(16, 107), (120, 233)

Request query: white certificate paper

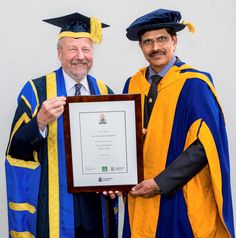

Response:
(69, 100), (138, 187)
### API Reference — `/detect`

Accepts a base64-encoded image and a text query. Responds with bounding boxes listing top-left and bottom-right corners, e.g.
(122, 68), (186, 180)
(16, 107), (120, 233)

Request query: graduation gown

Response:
(122, 61), (235, 238)
(5, 67), (117, 238)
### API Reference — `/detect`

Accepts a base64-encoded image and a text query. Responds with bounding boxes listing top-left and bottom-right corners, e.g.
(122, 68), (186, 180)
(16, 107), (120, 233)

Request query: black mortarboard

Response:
(126, 9), (195, 41)
(43, 12), (110, 44)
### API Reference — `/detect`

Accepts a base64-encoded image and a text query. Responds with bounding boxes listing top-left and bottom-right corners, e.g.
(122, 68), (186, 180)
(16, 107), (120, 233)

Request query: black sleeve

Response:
(8, 116), (46, 161)
(154, 139), (208, 196)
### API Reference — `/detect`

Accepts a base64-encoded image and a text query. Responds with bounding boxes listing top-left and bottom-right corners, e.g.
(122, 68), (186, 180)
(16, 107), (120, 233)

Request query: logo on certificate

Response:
(102, 166), (108, 172)
(98, 113), (107, 125)
(97, 177), (113, 182)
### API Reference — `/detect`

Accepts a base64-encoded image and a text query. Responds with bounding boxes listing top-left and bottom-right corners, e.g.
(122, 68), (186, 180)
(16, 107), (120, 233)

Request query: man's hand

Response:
(142, 128), (147, 135)
(37, 96), (66, 130)
(130, 179), (157, 197)
(103, 191), (122, 199)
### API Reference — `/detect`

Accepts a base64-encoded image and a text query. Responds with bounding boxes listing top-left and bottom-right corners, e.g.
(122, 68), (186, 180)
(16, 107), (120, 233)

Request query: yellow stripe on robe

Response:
(29, 80), (40, 117)
(97, 79), (108, 94)
(10, 230), (34, 238)
(46, 72), (60, 238)
(9, 202), (36, 214)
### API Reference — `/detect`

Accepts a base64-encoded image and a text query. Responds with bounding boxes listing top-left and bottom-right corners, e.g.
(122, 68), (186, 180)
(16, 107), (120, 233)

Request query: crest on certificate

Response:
(98, 113), (107, 125)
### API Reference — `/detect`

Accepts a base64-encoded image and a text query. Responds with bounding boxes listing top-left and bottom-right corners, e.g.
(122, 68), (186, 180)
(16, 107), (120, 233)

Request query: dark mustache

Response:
(148, 50), (166, 57)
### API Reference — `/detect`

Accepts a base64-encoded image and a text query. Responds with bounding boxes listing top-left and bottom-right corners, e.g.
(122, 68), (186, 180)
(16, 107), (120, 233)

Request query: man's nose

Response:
(75, 49), (85, 59)
(152, 41), (160, 51)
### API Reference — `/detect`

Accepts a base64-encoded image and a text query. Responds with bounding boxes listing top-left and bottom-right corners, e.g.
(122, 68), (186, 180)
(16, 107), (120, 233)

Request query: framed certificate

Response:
(64, 94), (143, 192)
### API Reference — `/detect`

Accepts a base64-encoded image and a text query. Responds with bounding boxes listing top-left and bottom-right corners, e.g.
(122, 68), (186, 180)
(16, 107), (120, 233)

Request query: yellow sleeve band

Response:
(10, 230), (34, 238)
(9, 202), (36, 214)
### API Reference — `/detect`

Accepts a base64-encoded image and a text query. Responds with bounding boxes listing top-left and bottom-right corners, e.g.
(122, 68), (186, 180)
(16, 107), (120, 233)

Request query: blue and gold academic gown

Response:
(122, 61), (235, 238)
(5, 67), (118, 238)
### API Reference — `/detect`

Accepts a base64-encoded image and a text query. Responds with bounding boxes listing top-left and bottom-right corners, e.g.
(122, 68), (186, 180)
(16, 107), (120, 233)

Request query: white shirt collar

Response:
(63, 70), (90, 96)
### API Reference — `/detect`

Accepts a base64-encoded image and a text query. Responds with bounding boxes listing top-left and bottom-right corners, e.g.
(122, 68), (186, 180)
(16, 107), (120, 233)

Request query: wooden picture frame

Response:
(63, 94), (143, 192)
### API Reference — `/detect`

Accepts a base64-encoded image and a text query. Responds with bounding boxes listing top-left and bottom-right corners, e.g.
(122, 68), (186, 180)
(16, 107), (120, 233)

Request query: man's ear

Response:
(57, 48), (62, 62)
(173, 35), (178, 52)
(139, 40), (143, 50)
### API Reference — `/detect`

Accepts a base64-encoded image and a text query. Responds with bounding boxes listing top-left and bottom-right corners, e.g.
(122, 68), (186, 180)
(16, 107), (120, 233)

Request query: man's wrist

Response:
(37, 115), (45, 131)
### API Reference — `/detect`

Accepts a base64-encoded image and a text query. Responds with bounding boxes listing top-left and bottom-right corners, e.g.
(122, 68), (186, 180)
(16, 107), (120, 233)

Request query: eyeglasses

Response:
(141, 35), (170, 47)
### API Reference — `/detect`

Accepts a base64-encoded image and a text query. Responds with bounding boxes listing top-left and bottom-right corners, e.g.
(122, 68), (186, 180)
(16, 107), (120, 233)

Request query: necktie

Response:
(74, 83), (82, 96)
(147, 75), (162, 118)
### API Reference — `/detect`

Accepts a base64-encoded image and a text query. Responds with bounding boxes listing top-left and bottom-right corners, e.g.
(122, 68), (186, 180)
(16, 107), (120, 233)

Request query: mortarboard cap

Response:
(43, 12), (110, 44)
(126, 9), (195, 41)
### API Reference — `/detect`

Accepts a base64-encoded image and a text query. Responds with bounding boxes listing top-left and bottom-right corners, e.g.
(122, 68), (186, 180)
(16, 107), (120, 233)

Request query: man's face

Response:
(57, 37), (93, 82)
(139, 29), (177, 73)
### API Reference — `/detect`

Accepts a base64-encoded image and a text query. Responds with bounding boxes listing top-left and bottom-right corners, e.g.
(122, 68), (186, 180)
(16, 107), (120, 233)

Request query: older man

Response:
(122, 9), (235, 238)
(5, 12), (117, 238)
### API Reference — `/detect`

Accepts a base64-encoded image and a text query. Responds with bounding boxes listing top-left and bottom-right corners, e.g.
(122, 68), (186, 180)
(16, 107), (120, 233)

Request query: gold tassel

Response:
(182, 21), (196, 33)
(90, 16), (102, 44)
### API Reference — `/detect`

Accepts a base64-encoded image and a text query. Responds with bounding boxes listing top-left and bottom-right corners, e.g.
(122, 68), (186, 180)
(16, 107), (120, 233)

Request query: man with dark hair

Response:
(122, 8), (235, 238)
(5, 12), (117, 238)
